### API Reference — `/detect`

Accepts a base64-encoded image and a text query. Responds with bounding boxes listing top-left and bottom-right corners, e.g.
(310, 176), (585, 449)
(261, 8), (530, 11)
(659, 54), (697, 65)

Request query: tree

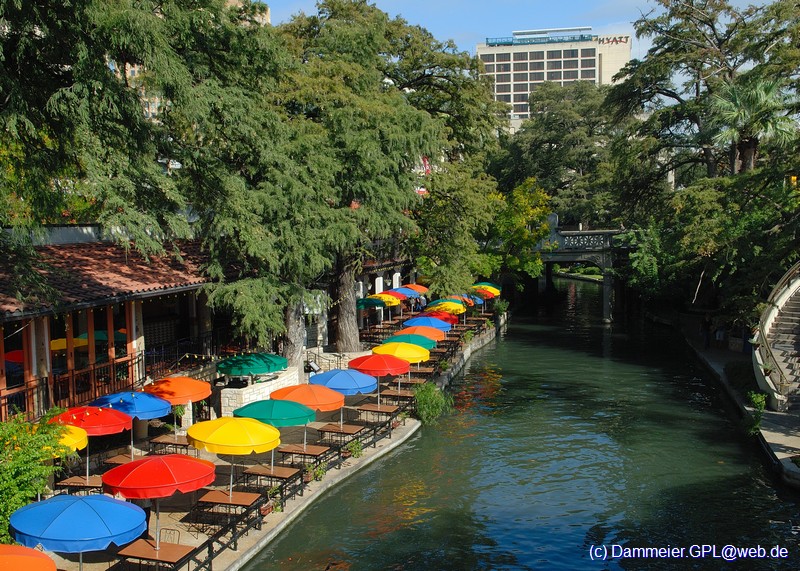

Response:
(0, 411), (70, 543)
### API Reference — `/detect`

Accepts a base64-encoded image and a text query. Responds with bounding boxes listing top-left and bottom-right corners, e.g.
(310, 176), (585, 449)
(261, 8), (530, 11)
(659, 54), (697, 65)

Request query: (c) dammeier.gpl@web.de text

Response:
(589, 544), (791, 563)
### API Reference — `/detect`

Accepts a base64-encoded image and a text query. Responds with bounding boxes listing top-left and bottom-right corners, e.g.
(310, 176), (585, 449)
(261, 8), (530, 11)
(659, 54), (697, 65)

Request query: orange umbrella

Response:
(0, 544), (56, 571)
(270, 384), (344, 412)
(396, 326), (446, 341)
(402, 283), (428, 293)
(143, 376), (211, 405)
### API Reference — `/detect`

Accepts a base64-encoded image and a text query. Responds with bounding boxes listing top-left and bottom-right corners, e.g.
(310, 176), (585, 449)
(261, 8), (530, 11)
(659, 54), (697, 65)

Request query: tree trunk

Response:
(738, 139), (757, 172)
(283, 302), (305, 369)
(333, 255), (362, 352)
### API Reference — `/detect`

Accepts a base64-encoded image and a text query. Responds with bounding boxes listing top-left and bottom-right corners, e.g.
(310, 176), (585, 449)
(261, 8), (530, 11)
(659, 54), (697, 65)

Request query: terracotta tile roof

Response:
(0, 241), (208, 320)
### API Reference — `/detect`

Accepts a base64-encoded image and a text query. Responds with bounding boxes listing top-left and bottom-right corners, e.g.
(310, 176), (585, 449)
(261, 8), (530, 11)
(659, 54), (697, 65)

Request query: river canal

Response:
(243, 279), (800, 570)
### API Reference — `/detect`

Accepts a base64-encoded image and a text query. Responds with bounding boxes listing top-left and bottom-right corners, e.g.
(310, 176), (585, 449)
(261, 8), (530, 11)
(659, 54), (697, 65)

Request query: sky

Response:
(267, 0), (658, 58)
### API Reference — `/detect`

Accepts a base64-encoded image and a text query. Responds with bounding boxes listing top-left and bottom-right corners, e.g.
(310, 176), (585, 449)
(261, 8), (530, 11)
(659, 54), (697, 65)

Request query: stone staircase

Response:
(766, 295), (800, 408)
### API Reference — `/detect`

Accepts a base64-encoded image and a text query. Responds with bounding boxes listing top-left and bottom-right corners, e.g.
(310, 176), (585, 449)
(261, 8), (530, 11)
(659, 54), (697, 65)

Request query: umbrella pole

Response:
(79, 552), (83, 571)
(271, 449), (275, 470)
(131, 429), (135, 461)
(86, 442), (90, 482)
(155, 499), (161, 550)
(303, 425), (308, 451)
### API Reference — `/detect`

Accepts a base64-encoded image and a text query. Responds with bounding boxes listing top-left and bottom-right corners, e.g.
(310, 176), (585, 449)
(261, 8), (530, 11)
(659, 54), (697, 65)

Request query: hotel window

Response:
(564, 59), (579, 69)
(564, 49), (579, 58)
(581, 48), (596, 57)
(581, 59), (596, 68)
(513, 104), (528, 113)
(547, 61), (562, 70)
(480, 54), (495, 63)
(563, 70), (579, 80)
(547, 50), (562, 59)
(513, 73), (528, 82)
(496, 94), (511, 102)
(513, 51), (528, 61)
(513, 93), (528, 102)
(581, 69), (596, 79)
(496, 73), (511, 83)
(530, 72), (544, 81)
(484, 64), (495, 73)
(513, 83), (528, 92)
(530, 61), (544, 71)
(530, 51), (544, 60)
(496, 63), (511, 72)
(496, 53), (511, 62)
(547, 71), (562, 80)
(496, 83), (511, 93)
(513, 62), (528, 71)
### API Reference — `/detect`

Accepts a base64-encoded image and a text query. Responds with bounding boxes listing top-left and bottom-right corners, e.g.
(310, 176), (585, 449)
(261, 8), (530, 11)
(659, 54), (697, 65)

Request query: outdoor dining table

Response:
(116, 537), (194, 570)
(55, 474), (104, 494)
(315, 423), (366, 446)
(357, 403), (398, 423)
(149, 434), (196, 456)
(103, 453), (137, 466)
(380, 389), (416, 405)
(277, 443), (330, 465)
(192, 489), (261, 532)
(242, 465), (302, 502)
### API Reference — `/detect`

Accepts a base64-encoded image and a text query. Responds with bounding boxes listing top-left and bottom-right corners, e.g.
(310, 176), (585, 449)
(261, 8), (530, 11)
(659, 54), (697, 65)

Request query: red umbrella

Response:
(349, 354), (410, 406)
(50, 406), (132, 481)
(421, 310), (459, 324)
(103, 454), (216, 550)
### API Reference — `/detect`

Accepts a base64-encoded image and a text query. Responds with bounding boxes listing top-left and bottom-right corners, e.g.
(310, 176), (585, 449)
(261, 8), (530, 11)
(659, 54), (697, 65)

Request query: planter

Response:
(259, 501), (274, 516)
(303, 472), (313, 483)
(341, 450), (352, 459)
(391, 420), (401, 429)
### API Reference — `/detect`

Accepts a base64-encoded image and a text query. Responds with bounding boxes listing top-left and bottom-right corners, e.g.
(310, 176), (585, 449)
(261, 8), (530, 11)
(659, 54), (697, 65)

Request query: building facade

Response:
(476, 27), (632, 130)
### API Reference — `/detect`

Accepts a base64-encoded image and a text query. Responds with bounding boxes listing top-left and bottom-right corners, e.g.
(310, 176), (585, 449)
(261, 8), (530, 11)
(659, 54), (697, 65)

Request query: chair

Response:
(160, 527), (180, 544)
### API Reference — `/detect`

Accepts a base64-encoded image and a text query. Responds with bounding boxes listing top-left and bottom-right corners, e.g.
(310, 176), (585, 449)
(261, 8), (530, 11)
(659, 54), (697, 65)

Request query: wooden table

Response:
(193, 489), (261, 530)
(357, 403), (398, 424)
(104, 453), (137, 465)
(117, 538), (194, 570)
(56, 474), (103, 494)
(277, 443), (330, 464)
(243, 464), (301, 499)
(150, 434), (196, 456)
(380, 389), (415, 405)
(315, 423), (365, 445)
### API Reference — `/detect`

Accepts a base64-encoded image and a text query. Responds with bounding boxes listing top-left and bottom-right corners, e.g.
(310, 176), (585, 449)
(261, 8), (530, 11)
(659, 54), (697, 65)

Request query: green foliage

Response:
(746, 391), (767, 436)
(461, 330), (474, 344)
(493, 299), (509, 316)
(413, 382), (453, 425)
(343, 439), (363, 458)
(313, 461), (328, 481)
(0, 410), (69, 543)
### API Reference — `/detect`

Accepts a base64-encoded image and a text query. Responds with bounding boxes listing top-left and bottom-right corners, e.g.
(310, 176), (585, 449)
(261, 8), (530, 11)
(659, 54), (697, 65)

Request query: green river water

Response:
(242, 279), (800, 570)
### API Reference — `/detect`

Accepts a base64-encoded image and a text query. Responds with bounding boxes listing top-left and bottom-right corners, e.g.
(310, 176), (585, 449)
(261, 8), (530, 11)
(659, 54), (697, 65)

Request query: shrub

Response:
(343, 439), (363, 458)
(494, 299), (509, 315)
(746, 391), (767, 436)
(414, 383), (453, 425)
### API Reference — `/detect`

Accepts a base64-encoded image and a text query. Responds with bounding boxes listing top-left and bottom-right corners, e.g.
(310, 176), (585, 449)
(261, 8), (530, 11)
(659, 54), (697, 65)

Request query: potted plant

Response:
(313, 462), (328, 481)
(303, 463), (314, 483)
(343, 439), (363, 459)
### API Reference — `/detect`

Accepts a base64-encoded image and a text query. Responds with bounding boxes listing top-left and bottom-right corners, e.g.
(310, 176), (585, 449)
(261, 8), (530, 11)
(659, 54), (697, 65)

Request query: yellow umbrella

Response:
(373, 342), (429, 364)
(187, 417), (281, 496)
(368, 293), (401, 307)
(429, 301), (466, 315)
(50, 337), (88, 351)
(59, 425), (89, 452)
(471, 284), (500, 296)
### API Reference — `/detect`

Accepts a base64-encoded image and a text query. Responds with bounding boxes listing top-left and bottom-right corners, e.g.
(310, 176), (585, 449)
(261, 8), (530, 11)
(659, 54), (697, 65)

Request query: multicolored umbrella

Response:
(401, 283), (429, 293)
(421, 310), (460, 324)
(10, 494), (145, 571)
(216, 352), (288, 377)
(187, 417), (281, 496)
(426, 301), (466, 315)
(427, 298), (465, 308)
(383, 333), (437, 350)
(103, 454), (216, 549)
(474, 281), (501, 291)
(49, 406), (132, 481)
(381, 290), (407, 300)
(368, 293), (400, 307)
(0, 545), (56, 571)
(391, 287), (421, 298)
(472, 284), (500, 296)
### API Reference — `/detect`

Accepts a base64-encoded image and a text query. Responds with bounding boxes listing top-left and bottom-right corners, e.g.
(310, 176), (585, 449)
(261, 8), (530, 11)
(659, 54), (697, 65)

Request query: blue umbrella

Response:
(404, 316), (452, 332)
(11, 494), (146, 571)
(91, 391), (172, 459)
(309, 368), (378, 395)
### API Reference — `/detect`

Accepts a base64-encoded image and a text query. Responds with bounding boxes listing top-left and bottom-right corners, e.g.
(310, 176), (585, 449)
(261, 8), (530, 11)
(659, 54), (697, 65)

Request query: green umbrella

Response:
(356, 298), (386, 309)
(382, 333), (437, 350)
(217, 353), (288, 377)
(233, 400), (315, 427)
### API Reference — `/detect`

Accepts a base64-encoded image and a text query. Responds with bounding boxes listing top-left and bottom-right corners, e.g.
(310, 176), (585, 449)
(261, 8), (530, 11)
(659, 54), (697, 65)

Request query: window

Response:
(496, 63), (511, 72)
(563, 49), (578, 58)
(547, 50), (562, 59)
(513, 51), (528, 61)
(496, 53), (511, 62)
(547, 71), (562, 80)
(513, 93), (529, 102)
(530, 51), (544, 60)
(563, 59), (579, 69)
(513, 104), (529, 113)
(513, 62), (528, 71)
(563, 70), (579, 80)
(581, 59), (596, 68)
(530, 61), (544, 71)
(513, 83), (528, 92)
(480, 54), (495, 63)
(496, 73), (511, 83)
(496, 94), (511, 102)
(581, 48), (596, 57)
(484, 64), (495, 73)
(581, 69), (596, 79)
(513, 73), (528, 82)
(530, 72), (544, 81)
(547, 61), (562, 70)
(496, 83), (511, 93)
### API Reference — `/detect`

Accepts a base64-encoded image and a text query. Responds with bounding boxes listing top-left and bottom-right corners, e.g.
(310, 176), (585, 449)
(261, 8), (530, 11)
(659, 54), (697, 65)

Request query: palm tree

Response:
(709, 79), (797, 173)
